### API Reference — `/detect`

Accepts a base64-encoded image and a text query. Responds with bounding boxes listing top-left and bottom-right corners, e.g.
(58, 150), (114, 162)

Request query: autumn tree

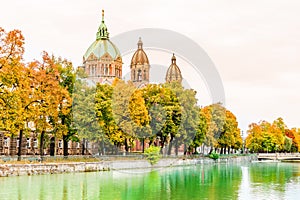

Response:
(218, 110), (242, 154)
(29, 52), (71, 158)
(0, 27), (31, 158)
(1, 28), (71, 159)
(129, 88), (151, 153)
(111, 79), (137, 152)
(245, 118), (286, 153)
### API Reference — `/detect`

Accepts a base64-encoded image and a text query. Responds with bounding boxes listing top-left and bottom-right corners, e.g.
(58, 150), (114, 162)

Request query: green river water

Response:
(0, 162), (299, 200)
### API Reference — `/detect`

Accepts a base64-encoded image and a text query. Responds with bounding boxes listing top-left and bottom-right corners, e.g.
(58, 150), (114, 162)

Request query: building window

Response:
(33, 139), (38, 148)
(68, 141), (71, 148)
(4, 138), (10, 147)
(27, 138), (31, 148)
(76, 142), (80, 148)
(138, 70), (142, 81)
(17, 138), (19, 148)
(58, 140), (63, 148)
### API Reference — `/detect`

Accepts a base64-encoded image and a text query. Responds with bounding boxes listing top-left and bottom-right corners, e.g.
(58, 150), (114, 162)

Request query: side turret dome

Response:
(165, 54), (182, 83)
(131, 38), (149, 65)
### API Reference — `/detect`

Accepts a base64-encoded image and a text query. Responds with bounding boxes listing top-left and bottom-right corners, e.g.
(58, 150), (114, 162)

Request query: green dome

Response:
(83, 39), (121, 60)
(83, 10), (121, 60)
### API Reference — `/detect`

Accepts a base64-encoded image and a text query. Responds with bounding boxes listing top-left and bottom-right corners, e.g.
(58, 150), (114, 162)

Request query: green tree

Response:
(164, 82), (200, 155)
(72, 71), (103, 155)
(141, 84), (182, 155)
(52, 57), (78, 156)
(95, 82), (123, 154)
(202, 103), (226, 153)
(144, 145), (161, 165)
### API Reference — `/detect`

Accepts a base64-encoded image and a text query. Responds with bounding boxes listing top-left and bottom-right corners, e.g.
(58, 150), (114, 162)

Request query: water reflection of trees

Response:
(123, 164), (243, 199)
(3, 163), (299, 199)
(249, 163), (299, 186)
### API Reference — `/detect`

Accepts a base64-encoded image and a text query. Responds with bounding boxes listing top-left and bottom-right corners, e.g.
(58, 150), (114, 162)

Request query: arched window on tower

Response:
(138, 69), (142, 81)
(144, 69), (147, 80)
(105, 64), (108, 75)
(92, 65), (95, 76)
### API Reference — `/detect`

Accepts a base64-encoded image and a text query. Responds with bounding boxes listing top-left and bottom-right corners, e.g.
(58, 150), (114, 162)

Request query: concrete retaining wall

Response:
(0, 155), (257, 177)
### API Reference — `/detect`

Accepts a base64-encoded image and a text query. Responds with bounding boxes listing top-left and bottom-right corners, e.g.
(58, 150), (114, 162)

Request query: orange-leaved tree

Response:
(29, 52), (71, 158)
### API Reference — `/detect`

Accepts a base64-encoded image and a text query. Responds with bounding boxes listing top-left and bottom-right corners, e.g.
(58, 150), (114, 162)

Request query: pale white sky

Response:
(1, 0), (300, 132)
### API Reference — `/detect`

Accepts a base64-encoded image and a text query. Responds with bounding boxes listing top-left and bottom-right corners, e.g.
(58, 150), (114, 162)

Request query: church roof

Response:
(131, 37), (149, 65)
(165, 54), (182, 83)
(83, 10), (121, 61)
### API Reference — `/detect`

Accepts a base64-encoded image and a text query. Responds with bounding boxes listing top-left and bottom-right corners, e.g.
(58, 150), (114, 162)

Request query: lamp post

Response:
(242, 131), (246, 154)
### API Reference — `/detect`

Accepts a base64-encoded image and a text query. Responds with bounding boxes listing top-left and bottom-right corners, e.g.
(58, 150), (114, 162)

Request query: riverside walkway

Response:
(257, 153), (300, 160)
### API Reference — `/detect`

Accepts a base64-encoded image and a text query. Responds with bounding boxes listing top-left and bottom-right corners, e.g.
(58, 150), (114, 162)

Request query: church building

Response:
(130, 37), (150, 88)
(81, 10), (183, 86)
(81, 10), (122, 85)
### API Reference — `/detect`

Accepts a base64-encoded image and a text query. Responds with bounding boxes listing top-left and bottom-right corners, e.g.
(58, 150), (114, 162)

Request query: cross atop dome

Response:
(138, 37), (143, 49)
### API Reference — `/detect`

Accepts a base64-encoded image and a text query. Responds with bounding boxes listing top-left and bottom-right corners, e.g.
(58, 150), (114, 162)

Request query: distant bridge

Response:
(257, 153), (300, 161)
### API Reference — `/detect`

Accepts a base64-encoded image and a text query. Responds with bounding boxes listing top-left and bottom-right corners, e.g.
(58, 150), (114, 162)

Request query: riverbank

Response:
(0, 155), (257, 177)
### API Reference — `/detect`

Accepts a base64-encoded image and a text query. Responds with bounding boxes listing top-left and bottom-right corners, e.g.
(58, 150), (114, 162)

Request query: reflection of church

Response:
(81, 10), (183, 86)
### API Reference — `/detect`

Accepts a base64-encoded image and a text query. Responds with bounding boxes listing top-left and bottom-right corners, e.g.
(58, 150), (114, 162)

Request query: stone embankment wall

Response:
(0, 155), (257, 177)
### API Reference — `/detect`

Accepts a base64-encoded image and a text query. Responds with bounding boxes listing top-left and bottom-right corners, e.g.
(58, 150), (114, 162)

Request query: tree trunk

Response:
(124, 138), (129, 153)
(220, 147), (224, 154)
(63, 135), (68, 157)
(209, 146), (213, 154)
(160, 140), (165, 155)
(81, 138), (86, 155)
(101, 139), (105, 155)
(17, 129), (23, 161)
(175, 139), (178, 156)
(227, 146), (230, 154)
(167, 137), (173, 155)
(184, 144), (187, 155)
(142, 138), (145, 153)
(39, 131), (45, 160)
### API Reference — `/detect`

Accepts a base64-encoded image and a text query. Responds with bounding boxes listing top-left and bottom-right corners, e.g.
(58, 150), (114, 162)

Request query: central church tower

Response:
(82, 10), (122, 84)
(130, 38), (150, 88)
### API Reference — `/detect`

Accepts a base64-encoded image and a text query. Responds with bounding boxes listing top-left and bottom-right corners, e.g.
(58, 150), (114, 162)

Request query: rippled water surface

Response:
(0, 162), (299, 199)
